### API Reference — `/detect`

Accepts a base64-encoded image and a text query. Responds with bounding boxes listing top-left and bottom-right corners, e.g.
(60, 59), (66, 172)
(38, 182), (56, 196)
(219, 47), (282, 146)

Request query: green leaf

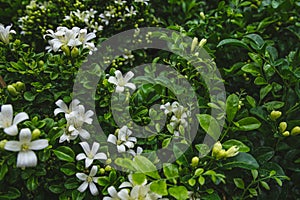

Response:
(262, 101), (285, 110)
(224, 152), (259, 170)
(24, 91), (37, 102)
(163, 163), (179, 179)
(26, 176), (38, 191)
(234, 178), (245, 189)
(244, 34), (265, 50)
(251, 170), (258, 180)
(168, 186), (189, 200)
(260, 181), (270, 190)
(241, 63), (260, 76)
(173, 143), (189, 165)
(72, 190), (86, 200)
(60, 163), (76, 176)
(222, 139), (250, 152)
(0, 187), (21, 199)
(234, 117), (261, 131)
(98, 176), (110, 186)
(64, 178), (78, 189)
(248, 52), (263, 67)
(197, 114), (221, 140)
(53, 146), (75, 162)
(249, 188), (258, 196)
(195, 144), (210, 157)
(49, 184), (64, 194)
(198, 175), (205, 185)
(254, 77), (267, 85)
(260, 84), (272, 100)
(114, 158), (137, 172)
(0, 164), (8, 180)
(217, 39), (251, 50)
(132, 173), (146, 185)
(226, 94), (239, 122)
(150, 180), (168, 196)
(133, 155), (160, 179)
(246, 95), (256, 108)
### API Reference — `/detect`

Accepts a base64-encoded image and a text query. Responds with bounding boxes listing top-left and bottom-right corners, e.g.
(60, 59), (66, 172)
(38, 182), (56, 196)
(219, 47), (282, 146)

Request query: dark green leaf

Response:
(53, 146), (75, 162)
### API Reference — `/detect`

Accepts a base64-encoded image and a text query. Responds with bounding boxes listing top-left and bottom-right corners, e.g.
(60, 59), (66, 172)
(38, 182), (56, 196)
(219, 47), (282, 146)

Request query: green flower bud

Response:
(278, 122), (287, 133)
(0, 139), (8, 150)
(291, 126), (300, 136)
(106, 158), (112, 165)
(200, 12), (206, 20)
(15, 81), (26, 92)
(225, 146), (239, 158)
(99, 168), (106, 175)
(270, 110), (282, 121)
(38, 60), (44, 67)
(199, 38), (207, 48)
(212, 141), (222, 157)
(71, 47), (79, 58)
(215, 149), (227, 160)
(191, 156), (199, 167)
(105, 165), (112, 172)
(61, 45), (70, 56)
(282, 131), (290, 137)
(7, 85), (18, 96)
(191, 37), (198, 52)
(32, 128), (41, 140)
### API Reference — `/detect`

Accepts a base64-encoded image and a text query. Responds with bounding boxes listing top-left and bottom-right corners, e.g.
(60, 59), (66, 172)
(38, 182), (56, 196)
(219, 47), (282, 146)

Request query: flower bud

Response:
(99, 168), (106, 175)
(15, 81), (26, 92)
(200, 12), (205, 20)
(282, 131), (290, 137)
(225, 146), (239, 158)
(215, 149), (227, 160)
(71, 47), (79, 58)
(32, 128), (41, 140)
(199, 38), (207, 48)
(106, 158), (112, 165)
(0, 139), (8, 150)
(61, 45), (70, 56)
(191, 156), (199, 167)
(278, 122), (287, 133)
(7, 85), (18, 96)
(270, 111), (281, 121)
(212, 141), (222, 157)
(291, 126), (300, 136)
(105, 165), (112, 172)
(191, 37), (198, 52)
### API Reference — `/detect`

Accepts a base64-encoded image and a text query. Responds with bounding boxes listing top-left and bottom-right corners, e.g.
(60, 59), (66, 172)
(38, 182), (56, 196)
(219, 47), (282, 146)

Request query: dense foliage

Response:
(0, 0), (300, 199)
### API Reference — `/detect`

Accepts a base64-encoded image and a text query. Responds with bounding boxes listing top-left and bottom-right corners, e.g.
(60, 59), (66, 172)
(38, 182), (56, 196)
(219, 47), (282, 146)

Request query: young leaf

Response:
(234, 178), (245, 189)
(197, 114), (221, 140)
(133, 155), (160, 179)
(150, 180), (168, 195)
(168, 186), (189, 200)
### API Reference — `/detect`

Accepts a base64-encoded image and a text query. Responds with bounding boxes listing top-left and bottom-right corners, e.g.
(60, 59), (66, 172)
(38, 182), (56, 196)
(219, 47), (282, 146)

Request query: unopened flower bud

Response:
(0, 139), (8, 150)
(278, 122), (287, 133)
(71, 47), (79, 58)
(7, 85), (18, 96)
(282, 131), (290, 137)
(106, 158), (112, 165)
(212, 141), (222, 157)
(270, 111), (282, 121)
(191, 37), (198, 52)
(99, 168), (106, 174)
(291, 126), (300, 136)
(32, 128), (41, 140)
(15, 81), (25, 92)
(191, 156), (199, 167)
(215, 149), (227, 160)
(61, 45), (70, 56)
(225, 146), (239, 158)
(105, 165), (112, 172)
(199, 38), (207, 48)
(200, 12), (205, 20)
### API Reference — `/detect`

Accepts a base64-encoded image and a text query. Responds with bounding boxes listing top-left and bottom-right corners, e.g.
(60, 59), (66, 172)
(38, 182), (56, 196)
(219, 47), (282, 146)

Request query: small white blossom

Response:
(0, 24), (16, 44)
(160, 102), (179, 115)
(108, 70), (136, 93)
(127, 146), (143, 156)
(134, 0), (149, 5)
(78, 29), (97, 54)
(76, 165), (99, 196)
(54, 99), (80, 118)
(0, 104), (29, 136)
(4, 128), (48, 168)
(125, 6), (137, 17)
(107, 126), (136, 153)
(76, 142), (107, 168)
(114, 0), (127, 5)
(103, 186), (129, 200)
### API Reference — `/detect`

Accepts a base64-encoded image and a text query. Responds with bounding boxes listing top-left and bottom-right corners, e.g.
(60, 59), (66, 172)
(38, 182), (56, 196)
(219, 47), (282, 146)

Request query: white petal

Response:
(76, 173), (88, 181)
(124, 141), (134, 149)
(124, 71), (134, 82)
(77, 182), (88, 193)
(130, 186), (140, 198)
(103, 197), (112, 200)
(4, 124), (19, 136)
(107, 186), (118, 197)
(59, 134), (68, 143)
(85, 158), (94, 168)
(91, 142), (100, 155)
(4, 141), (21, 151)
(117, 144), (126, 153)
(17, 150), (37, 168)
(29, 139), (48, 150)
(108, 76), (118, 85)
(79, 141), (91, 154)
(76, 153), (86, 161)
(13, 112), (29, 125)
(118, 189), (130, 199)
(119, 181), (132, 188)
(19, 128), (32, 143)
(0, 104), (13, 125)
(70, 99), (80, 110)
(89, 182), (99, 196)
(89, 165), (98, 176)
(115, 70), (123, 80)
(107, 134), (117, 144)
(55, 99), (68, 113)
(125, 83), (136, 90)
(115, 86), (125, 93)
(78, 129), (90, 140)
(128, 137), (137, 143)
(94, 153), (107, 160)
(54, 108), (65, 116)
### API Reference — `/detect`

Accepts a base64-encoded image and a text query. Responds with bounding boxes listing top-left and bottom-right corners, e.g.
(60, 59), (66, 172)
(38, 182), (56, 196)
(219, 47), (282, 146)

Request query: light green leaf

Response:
(234, 178), (245, 189)
(133, 155), (160, 179)
(168, 186), (189, 200)
(150, 180), (168, 196)
(234, 117), (261, 131)
(197, 114), (221, 140)
(217, 39), (251, 50)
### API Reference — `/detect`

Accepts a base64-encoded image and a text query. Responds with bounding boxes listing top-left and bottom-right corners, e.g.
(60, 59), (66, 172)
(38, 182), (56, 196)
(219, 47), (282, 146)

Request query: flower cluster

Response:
(212, 141), (239, 160)
(108, 70), (136, 93)
(0, 24), (16, 44)
(44, 26), (96, 54)
(54, 99), (94, 143)
(160, 101), (190, 136)
(0, 104), (48, 168)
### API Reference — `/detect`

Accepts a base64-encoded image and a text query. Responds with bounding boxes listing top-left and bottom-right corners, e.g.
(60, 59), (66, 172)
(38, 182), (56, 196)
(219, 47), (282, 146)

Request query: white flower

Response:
(134, 0), (149, 5)
(170, 105), (188, 128)
(76, 142), (107, 168)
(108, 70), (136, 93)
(0, 104), (29, 136)
(54, 99), (80, 118)
(125, 6), (137, 17)
(0, 24), (16, 44)
(78, 29), (97, 53)
(114, 0), (127, 5)
(59, 124), (79, 143)
(103, 186), (129, 200)
(160, 102), (179, 115)
(127, 146), (143, 156)
(76, 165), (99, 196)
(107, 126), (136, 153)
(4, 128), (48, 168)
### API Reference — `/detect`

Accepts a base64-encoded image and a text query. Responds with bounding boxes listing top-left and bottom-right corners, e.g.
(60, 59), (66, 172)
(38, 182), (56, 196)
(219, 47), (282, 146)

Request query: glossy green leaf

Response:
(150, 180), (168, 196)
(226, 94), (239, 122)
(53, 146), (75, 162)
(224, 152), (259, 170)
(197, 114), (221, 140)
(234, 117), (261, 131)
(168, 186), (189, 200)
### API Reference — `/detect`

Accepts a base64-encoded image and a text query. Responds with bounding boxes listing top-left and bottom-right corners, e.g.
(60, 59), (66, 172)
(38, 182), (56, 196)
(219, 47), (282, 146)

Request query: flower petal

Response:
(115, 86), (124, 93)
(89, 182), (99, 196)
(107, 186), (118, 197)
(76, 173), (88, 181)
(108, 76), (118, 85)
(107, 134), (117, 144)
(94, 152), (107, 160)
(17, 150), (37, 168)
(125, 83), (136, 90)
(77, 181), (88, 193)
(124, 71), (134, 82)
(13, 112), (29, 125)
(91, 142), (100, 155)
(118, 189), (130, 199)
(4, 141), (21, 151)
(85, 157), (94, 168)
(19, 128), (32, 143)
(114, 70), (123, 80)
(4, 124), (19, 136)
(89, 165), (98, 176)
(0, 104), (13, 126)
(29, 139), (48, 150)
(117, 144), (126, 153)
(76, 153), (86, 161)
(55, 99), (68, 114)
(78, 129), (90, 140)
(79, 141), (91, 154)
(119, 181), (132, 188)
